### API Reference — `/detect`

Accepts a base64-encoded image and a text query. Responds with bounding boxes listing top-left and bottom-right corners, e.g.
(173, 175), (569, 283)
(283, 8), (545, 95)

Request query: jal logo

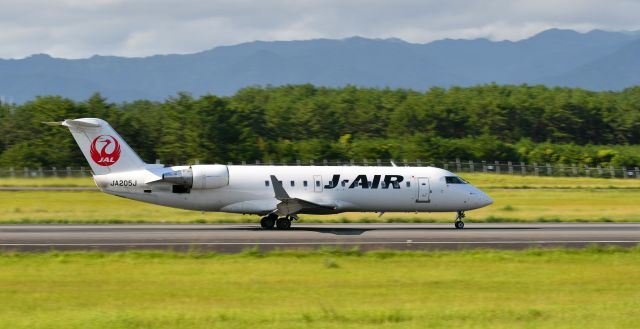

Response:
(90, 135), (121, 166)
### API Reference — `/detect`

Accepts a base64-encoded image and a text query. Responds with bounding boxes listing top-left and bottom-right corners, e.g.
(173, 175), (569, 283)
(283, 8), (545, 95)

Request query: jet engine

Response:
(161, 165), (229, 189)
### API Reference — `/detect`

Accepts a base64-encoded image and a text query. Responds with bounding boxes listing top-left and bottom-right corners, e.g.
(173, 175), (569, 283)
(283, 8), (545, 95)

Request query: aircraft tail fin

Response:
(49, 118), (146, 175)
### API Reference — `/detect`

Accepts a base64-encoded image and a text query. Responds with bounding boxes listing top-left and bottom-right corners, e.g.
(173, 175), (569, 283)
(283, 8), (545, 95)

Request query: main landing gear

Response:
(260, 213), (294, 230)
(260, 214), (276, 229)
(455, 211), (465, 229)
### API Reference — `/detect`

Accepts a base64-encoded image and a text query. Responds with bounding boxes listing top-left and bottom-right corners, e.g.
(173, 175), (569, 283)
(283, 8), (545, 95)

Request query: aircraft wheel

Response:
(260, 216), (275, 229)
(276, 217), (292, 230)
(455, 221), (465, 229)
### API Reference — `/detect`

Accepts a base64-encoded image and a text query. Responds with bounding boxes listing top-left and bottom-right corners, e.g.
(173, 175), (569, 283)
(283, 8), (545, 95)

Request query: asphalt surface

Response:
(1, 223), (639, 252)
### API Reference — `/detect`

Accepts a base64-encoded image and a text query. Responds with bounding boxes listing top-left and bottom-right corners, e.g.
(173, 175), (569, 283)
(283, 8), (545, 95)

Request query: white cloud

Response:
(0, 0), (638, 58)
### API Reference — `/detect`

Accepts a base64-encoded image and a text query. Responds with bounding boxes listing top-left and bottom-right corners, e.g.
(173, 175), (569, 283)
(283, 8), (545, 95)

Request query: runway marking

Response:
(1, 240), (639, 247)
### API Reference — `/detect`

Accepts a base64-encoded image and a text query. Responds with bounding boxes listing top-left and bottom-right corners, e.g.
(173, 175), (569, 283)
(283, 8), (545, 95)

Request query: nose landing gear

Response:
(455, 211), (465, 229)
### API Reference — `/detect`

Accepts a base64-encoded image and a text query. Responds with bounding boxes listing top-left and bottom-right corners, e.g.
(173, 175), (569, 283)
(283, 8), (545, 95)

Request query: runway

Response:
(1, 223), (639, 252)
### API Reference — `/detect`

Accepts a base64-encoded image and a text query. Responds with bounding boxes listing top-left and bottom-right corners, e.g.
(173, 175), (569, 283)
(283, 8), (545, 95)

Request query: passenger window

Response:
(265, 180), (269, 187)
(316, 180), (321, 187)
(303, 181), (308, 187)
(341, 180), (347, 187)
(406, 181), (411, 187)
(290, 181), (295, 187)
(381, 182), (386, 188)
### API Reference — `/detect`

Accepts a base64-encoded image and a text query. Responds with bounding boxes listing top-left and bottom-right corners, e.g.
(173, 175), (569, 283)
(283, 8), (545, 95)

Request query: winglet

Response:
(270, 175), (290, 200)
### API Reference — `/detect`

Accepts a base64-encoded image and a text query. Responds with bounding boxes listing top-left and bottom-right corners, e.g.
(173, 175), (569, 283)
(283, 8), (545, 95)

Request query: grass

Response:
(2, 174), (640, 223)
(0, 177), (95, 187)
(1, 188), (639, 223)
(0, 248), (639, 328)
(3, 173), (640, 189)
(459, 173), (640, 189)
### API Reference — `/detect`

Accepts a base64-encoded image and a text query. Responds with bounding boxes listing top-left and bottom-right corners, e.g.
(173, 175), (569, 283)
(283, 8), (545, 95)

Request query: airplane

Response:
(48, 118), (493, 229)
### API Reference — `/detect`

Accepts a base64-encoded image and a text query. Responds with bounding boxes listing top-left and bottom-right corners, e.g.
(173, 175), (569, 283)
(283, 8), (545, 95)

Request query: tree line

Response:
(1, 84), (639, 168)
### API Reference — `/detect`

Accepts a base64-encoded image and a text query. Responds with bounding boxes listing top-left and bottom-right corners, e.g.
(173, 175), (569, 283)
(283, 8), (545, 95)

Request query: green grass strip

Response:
(1, 246), (639, 329)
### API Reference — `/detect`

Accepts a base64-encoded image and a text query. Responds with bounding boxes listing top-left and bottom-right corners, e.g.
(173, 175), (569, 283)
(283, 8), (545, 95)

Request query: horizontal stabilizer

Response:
(43, 119), (100, 128)
(61, 119), (101, 128)
(42, 121), (64, 126)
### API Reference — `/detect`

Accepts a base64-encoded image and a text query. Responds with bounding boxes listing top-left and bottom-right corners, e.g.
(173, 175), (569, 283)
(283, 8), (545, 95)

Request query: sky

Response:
(0, 0), (639, 59)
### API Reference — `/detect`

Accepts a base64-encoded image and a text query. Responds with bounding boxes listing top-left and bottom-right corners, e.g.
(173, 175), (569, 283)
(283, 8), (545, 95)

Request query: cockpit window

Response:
(445, 176), (468, 184)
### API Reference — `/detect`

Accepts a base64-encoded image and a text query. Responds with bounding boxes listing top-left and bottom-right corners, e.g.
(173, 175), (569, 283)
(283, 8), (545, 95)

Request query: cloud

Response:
(0, 0), (638, 58)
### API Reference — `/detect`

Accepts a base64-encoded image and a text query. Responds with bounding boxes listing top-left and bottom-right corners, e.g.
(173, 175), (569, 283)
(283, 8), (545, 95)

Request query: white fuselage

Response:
(93, 165), (493, 215)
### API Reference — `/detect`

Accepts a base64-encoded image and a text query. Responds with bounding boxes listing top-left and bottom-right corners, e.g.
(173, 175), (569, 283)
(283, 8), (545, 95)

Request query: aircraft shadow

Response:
(291, 226), (540, 235)
(209, 225), (542, 236)
(0, 225), (542, 237)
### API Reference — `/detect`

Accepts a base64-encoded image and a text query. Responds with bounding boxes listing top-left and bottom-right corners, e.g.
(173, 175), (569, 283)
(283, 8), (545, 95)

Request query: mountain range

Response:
(1, 28), (639, 103)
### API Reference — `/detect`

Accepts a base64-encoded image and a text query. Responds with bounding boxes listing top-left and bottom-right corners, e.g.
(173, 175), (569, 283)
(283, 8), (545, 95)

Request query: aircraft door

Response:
(416, 177), (430, 203)
(313, 175), (323, 192)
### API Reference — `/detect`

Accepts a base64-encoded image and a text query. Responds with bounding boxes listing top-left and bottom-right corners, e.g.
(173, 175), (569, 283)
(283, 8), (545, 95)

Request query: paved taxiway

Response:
(1, 223), (639, 252)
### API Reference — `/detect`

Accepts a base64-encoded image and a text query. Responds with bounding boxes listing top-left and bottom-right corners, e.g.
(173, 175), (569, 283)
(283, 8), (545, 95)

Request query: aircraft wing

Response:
(270, 175), (336, 216)
(275, 196), (337, 216)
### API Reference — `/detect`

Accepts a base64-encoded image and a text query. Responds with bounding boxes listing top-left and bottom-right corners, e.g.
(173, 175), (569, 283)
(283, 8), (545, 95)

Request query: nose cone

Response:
(480, 192), (493, 207)
(469, 187), (493, 208)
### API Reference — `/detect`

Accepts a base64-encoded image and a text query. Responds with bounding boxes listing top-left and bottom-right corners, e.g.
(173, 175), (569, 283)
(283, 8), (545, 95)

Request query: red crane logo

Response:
(90, 135), (121, 166)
